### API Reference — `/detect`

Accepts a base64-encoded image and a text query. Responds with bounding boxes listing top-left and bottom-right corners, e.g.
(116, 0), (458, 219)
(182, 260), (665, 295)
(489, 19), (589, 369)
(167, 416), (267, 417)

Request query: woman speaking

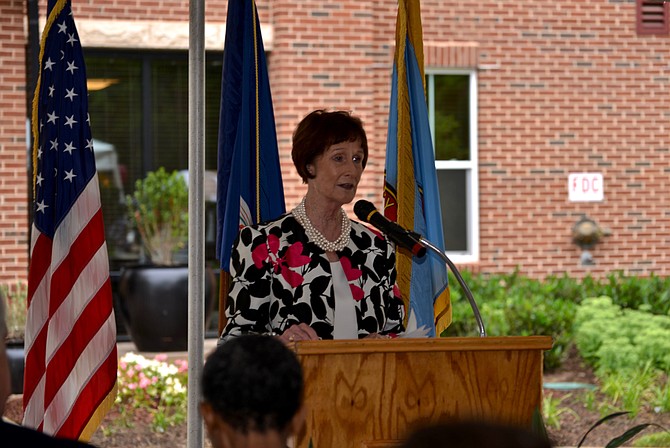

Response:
(220, 109), (404, 344)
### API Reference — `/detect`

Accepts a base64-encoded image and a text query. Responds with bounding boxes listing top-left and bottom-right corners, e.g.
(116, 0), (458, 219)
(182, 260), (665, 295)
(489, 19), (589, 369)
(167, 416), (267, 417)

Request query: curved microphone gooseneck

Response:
(353, 200), (486, 337)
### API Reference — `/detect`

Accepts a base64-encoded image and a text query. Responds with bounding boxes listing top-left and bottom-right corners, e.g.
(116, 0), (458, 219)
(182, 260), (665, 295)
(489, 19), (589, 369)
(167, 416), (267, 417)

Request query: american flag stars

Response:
(64, 87), (77, 101)
(64, 115), (77, 128)
(32, 3), (95, 238)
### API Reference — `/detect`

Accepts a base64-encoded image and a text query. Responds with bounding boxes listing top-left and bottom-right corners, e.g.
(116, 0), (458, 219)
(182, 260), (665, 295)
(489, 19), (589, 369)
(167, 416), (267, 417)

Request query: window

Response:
(426, 71), (479, 263)
(637, 0), (670, 35)
(85, 51), (223, 265)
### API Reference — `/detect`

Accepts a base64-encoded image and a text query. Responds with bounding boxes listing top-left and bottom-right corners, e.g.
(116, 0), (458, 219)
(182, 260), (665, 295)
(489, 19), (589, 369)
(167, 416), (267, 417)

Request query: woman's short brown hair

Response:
(292, 109), (368, 183)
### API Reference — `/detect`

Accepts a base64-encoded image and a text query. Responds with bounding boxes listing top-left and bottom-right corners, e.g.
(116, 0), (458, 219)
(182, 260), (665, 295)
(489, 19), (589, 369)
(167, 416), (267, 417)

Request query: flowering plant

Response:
(116, 352), (188, 432)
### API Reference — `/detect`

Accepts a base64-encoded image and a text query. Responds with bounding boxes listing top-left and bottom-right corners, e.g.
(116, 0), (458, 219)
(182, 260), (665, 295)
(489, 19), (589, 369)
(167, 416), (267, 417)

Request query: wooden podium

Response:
(293, 336), (552, 448)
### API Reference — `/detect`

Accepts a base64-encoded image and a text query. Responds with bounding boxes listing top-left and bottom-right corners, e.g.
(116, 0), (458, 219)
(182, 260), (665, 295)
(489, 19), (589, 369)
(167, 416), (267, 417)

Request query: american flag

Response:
(24, 0), (117, 440)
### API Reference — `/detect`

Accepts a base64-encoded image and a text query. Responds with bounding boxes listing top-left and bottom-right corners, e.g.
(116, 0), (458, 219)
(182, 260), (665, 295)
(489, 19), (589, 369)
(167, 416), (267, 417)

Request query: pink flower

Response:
(252, 235), (311, 288)
(175, 360), (188, 373)
(139, 377), (151, 389)
(154, 354), (168, 362)
(283, 241), (311, 268)
(279, 242), (311, 287)
(339, 257), (364, 301)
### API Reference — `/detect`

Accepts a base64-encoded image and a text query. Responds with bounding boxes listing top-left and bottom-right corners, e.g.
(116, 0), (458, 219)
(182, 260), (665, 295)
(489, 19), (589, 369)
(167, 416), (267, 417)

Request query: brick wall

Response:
(270, 0), (394, 210)
(5, 0), (670, 283)
(0, 1), (30, 286)
(417, 0), (670, 277)
(270, 0), (670, 278)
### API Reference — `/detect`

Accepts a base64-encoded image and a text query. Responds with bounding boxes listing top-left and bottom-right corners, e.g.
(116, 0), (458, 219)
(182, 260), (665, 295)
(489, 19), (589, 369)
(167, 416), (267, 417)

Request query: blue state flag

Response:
(216, 0), (285, 271)
(383, 0), (451, 336)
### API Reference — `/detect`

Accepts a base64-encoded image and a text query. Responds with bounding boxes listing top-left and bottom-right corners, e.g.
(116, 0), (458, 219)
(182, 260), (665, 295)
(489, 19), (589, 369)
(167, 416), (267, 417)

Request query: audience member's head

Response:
(0, 290), (11, 416)
(400, 421), (552, 448)
(200, 335), (305, 448)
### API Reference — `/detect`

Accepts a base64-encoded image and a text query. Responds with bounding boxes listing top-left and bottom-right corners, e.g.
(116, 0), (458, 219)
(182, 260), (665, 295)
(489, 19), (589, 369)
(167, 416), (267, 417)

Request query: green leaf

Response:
(605, 423), (654, 447)
(531, 406), (549, 441)
(577, 411), (630, 448)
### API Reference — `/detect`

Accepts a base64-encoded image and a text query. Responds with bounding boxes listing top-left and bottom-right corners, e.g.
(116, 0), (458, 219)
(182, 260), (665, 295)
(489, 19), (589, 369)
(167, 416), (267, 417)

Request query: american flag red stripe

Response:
(25, 177), (117, 436)
(55, 350), (118, 437)
(45, 211), (106, 319)
(24, 0), (117, 440)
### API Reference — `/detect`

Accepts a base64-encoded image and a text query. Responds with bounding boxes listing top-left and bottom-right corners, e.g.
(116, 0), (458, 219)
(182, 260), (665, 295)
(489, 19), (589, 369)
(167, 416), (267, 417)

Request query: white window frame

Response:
(426, 69), (480, 264)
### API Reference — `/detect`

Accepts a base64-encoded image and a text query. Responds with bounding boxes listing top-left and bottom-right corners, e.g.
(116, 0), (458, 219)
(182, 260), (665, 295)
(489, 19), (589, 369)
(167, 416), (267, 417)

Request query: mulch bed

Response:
(544, 346), (670, 447)
(2, 397), (193, 448)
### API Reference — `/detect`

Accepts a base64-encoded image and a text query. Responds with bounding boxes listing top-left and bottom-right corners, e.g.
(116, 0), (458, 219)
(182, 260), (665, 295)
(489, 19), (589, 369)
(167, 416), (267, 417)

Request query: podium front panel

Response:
(293, 336), (552, 448)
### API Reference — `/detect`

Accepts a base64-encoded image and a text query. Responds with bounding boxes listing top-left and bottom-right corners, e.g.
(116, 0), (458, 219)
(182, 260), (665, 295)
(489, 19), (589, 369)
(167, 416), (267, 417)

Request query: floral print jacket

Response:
(220, 214), (405, 341)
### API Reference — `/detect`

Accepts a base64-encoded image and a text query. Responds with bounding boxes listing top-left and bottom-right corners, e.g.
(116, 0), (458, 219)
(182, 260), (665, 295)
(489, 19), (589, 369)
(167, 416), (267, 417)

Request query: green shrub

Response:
(600, 364), (659, 417)
(444, 270), (576, 369)
(653, 379), (670, 414)
(505, 293), (576, 369)
(574, 297), (670, 373)
(443, 270), (670, 371)
(633, 431), (670, 447)
(126, 168), (188, 265)
(542, 393), (578, 430)
(574, 296), (670, 414)
(598, 272), (670, 315)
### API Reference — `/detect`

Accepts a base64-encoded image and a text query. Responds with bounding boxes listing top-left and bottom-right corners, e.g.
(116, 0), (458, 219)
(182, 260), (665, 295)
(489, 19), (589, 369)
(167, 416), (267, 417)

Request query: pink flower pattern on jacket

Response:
(221, 214), (405, 341)
(338, 256), (364, 301)
(251, 234), (311, 288)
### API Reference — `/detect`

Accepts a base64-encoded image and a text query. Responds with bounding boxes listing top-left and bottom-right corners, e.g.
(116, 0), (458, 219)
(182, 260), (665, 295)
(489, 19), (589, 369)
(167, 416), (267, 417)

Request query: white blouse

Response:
(330, 261), (358, 339)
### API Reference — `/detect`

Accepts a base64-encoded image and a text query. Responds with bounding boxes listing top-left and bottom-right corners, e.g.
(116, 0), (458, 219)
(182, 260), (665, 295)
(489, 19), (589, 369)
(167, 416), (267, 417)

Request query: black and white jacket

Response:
(220, 214), (405, 341)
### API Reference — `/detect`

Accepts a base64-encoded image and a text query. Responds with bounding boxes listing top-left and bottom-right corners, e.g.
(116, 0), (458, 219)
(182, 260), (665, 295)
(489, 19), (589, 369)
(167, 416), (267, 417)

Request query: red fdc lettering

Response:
(591, 176), (599, 193)
(568, 173), (603, 202)
(576, 176), (599, 194)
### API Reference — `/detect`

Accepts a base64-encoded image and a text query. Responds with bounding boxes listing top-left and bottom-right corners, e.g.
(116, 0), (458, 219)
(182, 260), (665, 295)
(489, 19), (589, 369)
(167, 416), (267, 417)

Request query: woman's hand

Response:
(363, 332), (391, 339)
(279, 323), (319, 344)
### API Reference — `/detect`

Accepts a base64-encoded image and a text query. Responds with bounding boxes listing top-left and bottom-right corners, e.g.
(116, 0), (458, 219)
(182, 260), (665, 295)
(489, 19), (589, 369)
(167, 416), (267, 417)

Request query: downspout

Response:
(26, 0), (40, 247)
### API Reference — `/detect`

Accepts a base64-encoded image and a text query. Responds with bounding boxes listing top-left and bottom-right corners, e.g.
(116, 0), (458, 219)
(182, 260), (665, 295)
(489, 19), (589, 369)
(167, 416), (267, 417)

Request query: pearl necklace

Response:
(292, 198), (351, 252)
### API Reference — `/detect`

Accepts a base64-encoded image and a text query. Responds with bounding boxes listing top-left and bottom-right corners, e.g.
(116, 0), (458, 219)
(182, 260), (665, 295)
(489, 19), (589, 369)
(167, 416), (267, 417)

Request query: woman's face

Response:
(307, 139), (365, 208)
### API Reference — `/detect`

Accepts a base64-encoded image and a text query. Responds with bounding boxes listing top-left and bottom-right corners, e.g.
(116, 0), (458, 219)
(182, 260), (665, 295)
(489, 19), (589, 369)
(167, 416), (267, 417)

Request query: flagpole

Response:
(187, 0), (206, 446)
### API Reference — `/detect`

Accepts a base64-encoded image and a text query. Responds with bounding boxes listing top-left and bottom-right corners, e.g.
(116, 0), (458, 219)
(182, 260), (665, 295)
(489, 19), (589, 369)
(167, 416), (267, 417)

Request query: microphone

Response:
(353, 200), (426, 257)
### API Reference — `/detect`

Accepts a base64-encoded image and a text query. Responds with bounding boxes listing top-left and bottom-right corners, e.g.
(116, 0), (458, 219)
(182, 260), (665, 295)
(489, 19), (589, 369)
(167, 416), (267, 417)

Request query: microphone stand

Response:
(418, 237), (487, 337)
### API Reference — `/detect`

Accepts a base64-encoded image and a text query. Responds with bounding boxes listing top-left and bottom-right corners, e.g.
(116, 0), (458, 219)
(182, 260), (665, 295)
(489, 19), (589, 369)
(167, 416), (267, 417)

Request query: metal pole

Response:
(187, 0), (205, 446)
(419, 237), (487, 337)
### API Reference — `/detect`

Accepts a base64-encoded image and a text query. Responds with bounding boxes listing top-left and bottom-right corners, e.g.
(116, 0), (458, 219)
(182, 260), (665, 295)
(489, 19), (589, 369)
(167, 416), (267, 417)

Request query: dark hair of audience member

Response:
(201, 335), (304, 434)
(400, 421), (553, 448)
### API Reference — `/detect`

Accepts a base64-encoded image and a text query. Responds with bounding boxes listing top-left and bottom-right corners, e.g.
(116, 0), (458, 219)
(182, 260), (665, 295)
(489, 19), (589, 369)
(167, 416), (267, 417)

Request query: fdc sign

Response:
(568, 173), (604, 202)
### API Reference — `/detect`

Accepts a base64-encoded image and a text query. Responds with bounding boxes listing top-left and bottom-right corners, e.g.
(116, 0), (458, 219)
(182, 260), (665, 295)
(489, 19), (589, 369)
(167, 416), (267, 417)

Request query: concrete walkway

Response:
(116, 337), (219, 362)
